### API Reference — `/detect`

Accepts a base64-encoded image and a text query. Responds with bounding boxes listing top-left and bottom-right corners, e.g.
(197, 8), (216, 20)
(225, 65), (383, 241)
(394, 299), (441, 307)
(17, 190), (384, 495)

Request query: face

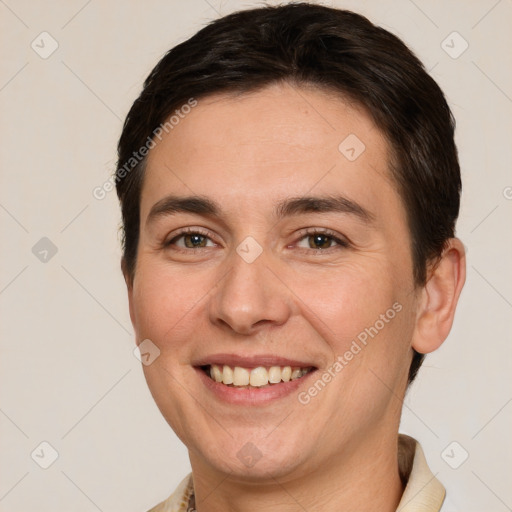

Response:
(127, 82), (421, 482)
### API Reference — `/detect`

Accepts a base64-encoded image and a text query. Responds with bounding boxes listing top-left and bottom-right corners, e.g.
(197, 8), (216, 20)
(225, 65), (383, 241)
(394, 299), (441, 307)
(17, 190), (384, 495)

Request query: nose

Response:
(208, 246), (292, 336)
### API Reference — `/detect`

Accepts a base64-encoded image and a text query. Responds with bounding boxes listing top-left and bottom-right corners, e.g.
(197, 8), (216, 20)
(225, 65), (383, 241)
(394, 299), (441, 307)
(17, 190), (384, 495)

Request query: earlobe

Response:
(411, 238), (466, 354)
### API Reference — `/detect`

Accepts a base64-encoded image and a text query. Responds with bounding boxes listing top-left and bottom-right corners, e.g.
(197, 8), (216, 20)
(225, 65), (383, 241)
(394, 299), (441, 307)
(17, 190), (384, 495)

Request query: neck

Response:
(189, 433), (405, 512)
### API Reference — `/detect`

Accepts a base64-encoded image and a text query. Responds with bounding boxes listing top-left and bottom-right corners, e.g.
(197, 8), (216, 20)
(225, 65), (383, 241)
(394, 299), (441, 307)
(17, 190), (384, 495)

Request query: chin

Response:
(190, 429), (315, 482)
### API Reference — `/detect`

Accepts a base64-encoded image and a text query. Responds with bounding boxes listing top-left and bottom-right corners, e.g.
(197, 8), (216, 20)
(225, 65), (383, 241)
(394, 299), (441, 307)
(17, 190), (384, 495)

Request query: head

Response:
(116, 3), (465, 481)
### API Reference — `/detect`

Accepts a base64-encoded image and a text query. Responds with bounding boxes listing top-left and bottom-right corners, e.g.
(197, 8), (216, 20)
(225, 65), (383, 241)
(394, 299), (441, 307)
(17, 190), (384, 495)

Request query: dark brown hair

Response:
(116, 2), (461, 383)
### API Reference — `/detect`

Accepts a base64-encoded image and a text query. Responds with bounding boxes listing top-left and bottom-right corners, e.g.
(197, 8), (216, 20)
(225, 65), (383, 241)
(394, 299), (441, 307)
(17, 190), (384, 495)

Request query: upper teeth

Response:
(208, 365), (311, 387)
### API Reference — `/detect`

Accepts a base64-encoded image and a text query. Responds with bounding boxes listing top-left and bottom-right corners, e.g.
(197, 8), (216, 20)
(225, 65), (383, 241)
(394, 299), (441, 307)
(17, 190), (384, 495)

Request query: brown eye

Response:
(182, 233), (208, 248)
(296, 230), (347, 251)
(307, 234), (334, 249)
(166, 230), (216, 249)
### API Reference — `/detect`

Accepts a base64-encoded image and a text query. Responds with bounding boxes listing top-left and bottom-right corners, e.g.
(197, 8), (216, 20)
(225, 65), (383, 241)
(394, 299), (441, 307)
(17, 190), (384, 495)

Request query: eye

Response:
(296, 229), (349, 251)
(165, 228), (217, 249)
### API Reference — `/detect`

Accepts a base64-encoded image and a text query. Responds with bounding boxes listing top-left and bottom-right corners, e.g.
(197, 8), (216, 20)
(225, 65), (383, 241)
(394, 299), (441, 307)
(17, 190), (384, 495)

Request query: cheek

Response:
(288, 261), (400, 348)
(131, 261), (211, 344)
(289, 260), (415, 405)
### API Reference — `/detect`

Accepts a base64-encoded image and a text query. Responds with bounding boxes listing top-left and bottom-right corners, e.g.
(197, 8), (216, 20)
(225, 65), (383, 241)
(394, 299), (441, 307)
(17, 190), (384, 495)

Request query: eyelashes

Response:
(165, 227), (215, 249)
(295, 228), (349, 251)
(164, 227), (350, 253)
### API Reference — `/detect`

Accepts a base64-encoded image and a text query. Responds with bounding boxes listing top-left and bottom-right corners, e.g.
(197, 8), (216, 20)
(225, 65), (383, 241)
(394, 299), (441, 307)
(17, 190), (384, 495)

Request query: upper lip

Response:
(192, 353), (317, 369)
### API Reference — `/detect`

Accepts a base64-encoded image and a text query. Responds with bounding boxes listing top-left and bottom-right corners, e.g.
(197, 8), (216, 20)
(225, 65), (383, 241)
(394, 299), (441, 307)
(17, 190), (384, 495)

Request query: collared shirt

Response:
(147, 435), (448, 512)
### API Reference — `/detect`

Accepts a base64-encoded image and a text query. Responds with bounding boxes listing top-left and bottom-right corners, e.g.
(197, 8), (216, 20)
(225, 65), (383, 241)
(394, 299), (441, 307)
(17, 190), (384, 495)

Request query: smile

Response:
(203, 364), (314, 388)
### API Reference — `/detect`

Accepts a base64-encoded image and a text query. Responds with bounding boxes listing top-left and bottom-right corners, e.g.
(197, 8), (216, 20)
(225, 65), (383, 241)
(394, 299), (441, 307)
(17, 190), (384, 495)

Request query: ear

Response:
(411, 238), (466, 354)
(121, 257), (137, 332)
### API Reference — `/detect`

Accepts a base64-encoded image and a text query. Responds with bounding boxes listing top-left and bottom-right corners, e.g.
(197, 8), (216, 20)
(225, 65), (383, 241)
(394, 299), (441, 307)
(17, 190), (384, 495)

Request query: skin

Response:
(125, 82), (466, 512)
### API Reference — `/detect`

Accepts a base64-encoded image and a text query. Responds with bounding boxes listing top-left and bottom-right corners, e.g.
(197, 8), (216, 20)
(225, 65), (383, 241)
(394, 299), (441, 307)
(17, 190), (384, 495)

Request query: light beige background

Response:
(1, 0), (511, 510)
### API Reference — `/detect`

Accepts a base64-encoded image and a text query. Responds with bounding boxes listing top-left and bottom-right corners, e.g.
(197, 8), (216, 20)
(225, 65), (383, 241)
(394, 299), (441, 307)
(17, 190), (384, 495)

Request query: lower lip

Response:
(195, 367), (317, 406)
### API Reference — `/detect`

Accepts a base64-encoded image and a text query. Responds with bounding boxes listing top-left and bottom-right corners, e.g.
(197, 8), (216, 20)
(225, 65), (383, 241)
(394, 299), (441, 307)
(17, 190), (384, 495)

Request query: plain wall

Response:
(1, 1), (511, 510)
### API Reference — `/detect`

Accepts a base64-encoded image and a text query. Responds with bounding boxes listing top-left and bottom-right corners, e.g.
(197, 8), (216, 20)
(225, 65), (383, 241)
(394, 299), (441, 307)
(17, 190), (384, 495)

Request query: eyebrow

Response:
(146, 194), (375, 226)
(147, 196), (220, 226)
(275, 195), (374, 223)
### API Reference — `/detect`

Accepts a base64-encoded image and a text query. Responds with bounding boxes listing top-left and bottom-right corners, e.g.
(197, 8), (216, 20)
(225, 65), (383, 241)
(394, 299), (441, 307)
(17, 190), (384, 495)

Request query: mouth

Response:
(200, 364), (315, 389)
(192, 354), (319, 405)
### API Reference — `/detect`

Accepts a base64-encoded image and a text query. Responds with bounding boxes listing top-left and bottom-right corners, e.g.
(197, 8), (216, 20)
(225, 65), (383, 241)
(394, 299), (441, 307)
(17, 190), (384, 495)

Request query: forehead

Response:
(141, 82), (397, 220)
